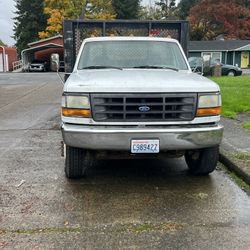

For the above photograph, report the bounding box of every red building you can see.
[0,46,18,72]
[22,35,63,71]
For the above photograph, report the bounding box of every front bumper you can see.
[29,66,44,72]
[62,123,223,151]
[236,70,242,76]
[29,68,44,72]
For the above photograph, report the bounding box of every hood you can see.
[64,69,220,93]
[222,64,241,70]
[30,63,44,66]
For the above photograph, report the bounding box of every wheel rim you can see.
[228,71,235,76]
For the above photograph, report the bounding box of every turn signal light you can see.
[196,107,221,117]
[61,107,91,118]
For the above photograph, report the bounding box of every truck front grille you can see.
[90,93,197,122]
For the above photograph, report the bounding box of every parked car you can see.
[29,60,48,72]
[188,57,242,76]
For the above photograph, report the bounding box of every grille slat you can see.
[91,93,197,122]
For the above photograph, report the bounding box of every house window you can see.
[202,52,222,64]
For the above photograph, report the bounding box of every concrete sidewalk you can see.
[220,116,250,185]
[242,69,250,75]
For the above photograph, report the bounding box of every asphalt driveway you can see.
[0,73,249,250]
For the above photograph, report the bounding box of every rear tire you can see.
[65,146,92,179]
[185,146,219,175]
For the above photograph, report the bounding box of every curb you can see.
[219,152,250,185]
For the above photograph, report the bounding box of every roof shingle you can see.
[189,40,250,51]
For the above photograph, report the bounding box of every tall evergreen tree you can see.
[13,0,47,55]
[112,0,140,19]
[177,0,199,20]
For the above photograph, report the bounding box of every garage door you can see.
[0,53,3,72]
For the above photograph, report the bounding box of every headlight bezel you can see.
[196,92,222,117]
[61,93,91,118]
[198,93,221,109]
[62,94,90,109]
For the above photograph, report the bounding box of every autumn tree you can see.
[40,0,115,39]
[13,0,47,55]
[236,0,250,8]
[112,0,140,19]
[39,0,86,39]
[189,0,250,40]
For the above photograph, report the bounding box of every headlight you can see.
[61,95,91,118]
[198,94,221,108]
[197,93,222,117]
[65,96,90,109]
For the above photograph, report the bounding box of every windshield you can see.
[78,41,189,70]
[31,60,45,64]
[188,57,202,67]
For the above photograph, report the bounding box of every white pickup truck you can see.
[61,37,223,178]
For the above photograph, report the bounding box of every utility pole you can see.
[149,0,152,17]
[79,0,90,19]
[165,0,169,19]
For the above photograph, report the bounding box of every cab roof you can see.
[83,36,178,43]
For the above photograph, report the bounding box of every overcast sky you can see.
[0,0,180,46]
[0,0,16,45]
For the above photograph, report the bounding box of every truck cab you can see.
[61,37,223,178]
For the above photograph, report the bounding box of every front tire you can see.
[227,70,235,76]
[65,146,92,179]
[185,146,219,175]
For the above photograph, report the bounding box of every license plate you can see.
[131,139,159,154]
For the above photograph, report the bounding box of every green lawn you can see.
[242,121,250,131]
[210,75,250,119]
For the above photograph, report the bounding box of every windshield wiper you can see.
[80,65,123,70]
[133,65,179,71]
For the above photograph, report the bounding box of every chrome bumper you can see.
[61,123,223,151]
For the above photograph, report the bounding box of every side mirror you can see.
[51,53,60,72]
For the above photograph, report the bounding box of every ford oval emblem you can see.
[138,106,150,112]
